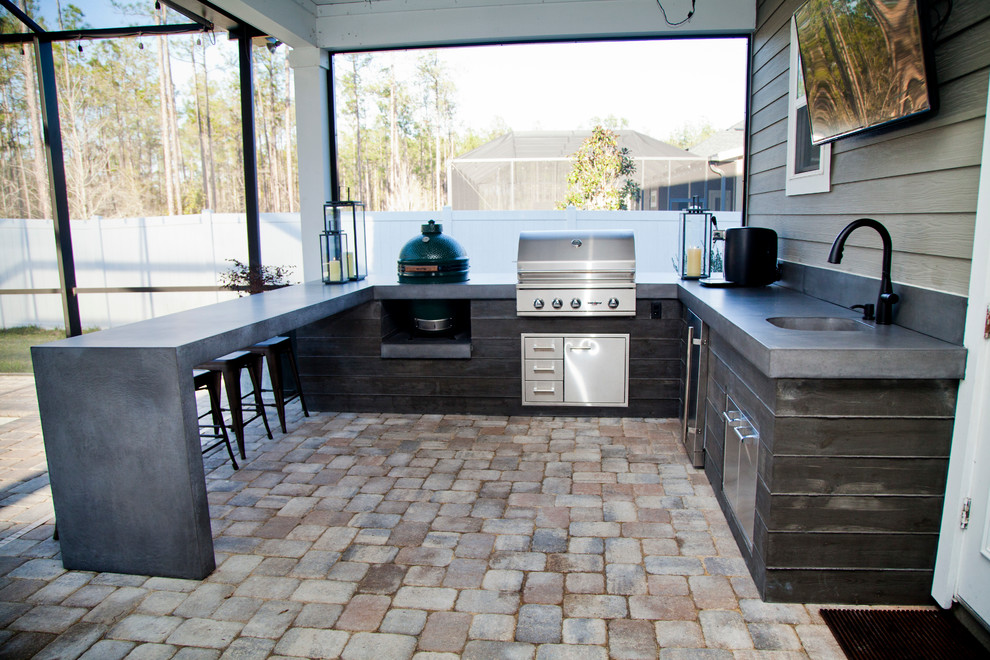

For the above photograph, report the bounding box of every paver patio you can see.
[0,373,853,658]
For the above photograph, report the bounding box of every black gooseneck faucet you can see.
[827,218,899,325]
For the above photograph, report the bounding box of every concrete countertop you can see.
[678,280,967,380]
[33,273,966,380]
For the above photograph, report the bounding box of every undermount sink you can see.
[766,316,871,331]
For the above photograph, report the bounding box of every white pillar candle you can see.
[346,252,356,279]
[686,247,703,277]
[327,260,342,282]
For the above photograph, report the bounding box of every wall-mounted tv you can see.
[794,0,938,145]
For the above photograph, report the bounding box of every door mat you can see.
[820,608,990,660]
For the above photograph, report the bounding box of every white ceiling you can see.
[213,0,755,52]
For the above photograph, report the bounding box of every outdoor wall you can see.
[0,209,740,329]
[747,0,989,297]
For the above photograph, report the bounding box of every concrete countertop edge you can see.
[31,275,966,380]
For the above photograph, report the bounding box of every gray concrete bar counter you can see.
[31,275,966,579]
[32,280,374,579]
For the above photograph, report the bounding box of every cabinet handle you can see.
[532,344,557,351]
[532,386,557,394]
[567,345,593,351]
[723,411,745,424]
[732,425,758,443]
[682,325,695,443]
[531,366,557,373]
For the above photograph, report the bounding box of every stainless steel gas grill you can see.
[516,229,636,316]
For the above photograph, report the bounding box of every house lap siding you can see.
[748,0,990,297]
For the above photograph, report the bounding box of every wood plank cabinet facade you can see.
[702,324,957,603]
[295,298,682,418]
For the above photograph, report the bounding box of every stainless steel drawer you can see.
[521,333,628,407]
[523,336,563,359]
[525,359,563,381]
[524,380,564,403]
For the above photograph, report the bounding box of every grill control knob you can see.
[608,297,620,309]
[533,298,545,309]
[552,298,563,309]
[570,298,581,309]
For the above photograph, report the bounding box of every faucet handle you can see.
[851,303,875,321]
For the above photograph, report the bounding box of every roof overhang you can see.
[210,0,755,52]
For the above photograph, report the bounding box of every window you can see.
[786,17,831,195]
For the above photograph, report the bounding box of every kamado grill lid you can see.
[397,220,469,283]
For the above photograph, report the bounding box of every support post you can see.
[328,58,340,203]
[238,27,262,287]
[36,38,82,337]
[289,47,333,283]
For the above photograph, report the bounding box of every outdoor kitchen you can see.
[3,0,990,658]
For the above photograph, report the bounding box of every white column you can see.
[289,46,332,284]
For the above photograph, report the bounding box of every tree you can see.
[557,126,640,210]
[589,114,629,130]
[339,53,371,202]
[665,119,717,150]
[417,51,455,209]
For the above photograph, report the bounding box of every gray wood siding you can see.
[747,0,990,296]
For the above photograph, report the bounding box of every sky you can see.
[348,37,748,142]
[441,39,749,138]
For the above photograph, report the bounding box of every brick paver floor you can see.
[0,373,848,658]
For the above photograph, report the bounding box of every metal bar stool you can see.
[245,336,309,433]
[193,369,239,469]
[195,350,273,459]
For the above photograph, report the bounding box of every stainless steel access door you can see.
[723,396,759,548]
[563,335,629,405]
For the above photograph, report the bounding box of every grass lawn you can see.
[0,326,69,373]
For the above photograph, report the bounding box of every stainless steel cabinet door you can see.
[723,395,759,549]
[563,336,628,404]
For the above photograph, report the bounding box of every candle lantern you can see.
[320,230,349,284]
[323,200,367,280]
[676,201,715,280]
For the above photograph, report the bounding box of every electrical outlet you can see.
[650,302,663,319]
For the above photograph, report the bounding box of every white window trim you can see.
[786,16,831,196]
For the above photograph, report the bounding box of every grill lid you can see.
[517,229,635,282]
[398,220,469,283]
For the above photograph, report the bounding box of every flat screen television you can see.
[794,0,938,145]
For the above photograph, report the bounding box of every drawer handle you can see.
[723,411,745,424]
[732,425,758,442]
[532,386,557,394]
[532,345,557,351]
[532,366,557,373]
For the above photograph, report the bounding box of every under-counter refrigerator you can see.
[681,309,708,468]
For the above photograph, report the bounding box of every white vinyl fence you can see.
[0,208,741,329]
